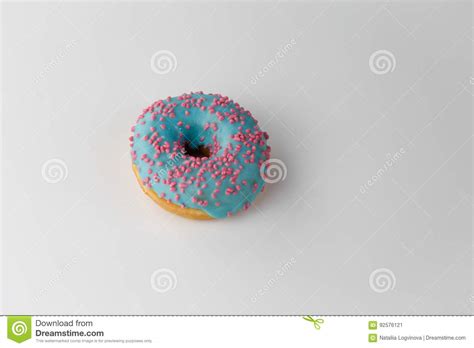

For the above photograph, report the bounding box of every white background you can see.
[1,1,472,314]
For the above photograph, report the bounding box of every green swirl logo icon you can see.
[7,316,32,343]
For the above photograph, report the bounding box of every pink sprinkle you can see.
[160,124,166,129]
[253,183,258,193]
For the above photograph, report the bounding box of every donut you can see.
[129,92,271,219]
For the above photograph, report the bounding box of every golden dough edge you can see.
[132,163,213,220]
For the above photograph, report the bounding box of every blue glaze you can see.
[130,92,271,218]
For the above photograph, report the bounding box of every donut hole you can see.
[184,141,211,158]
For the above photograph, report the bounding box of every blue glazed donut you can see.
[130,92,271,219]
